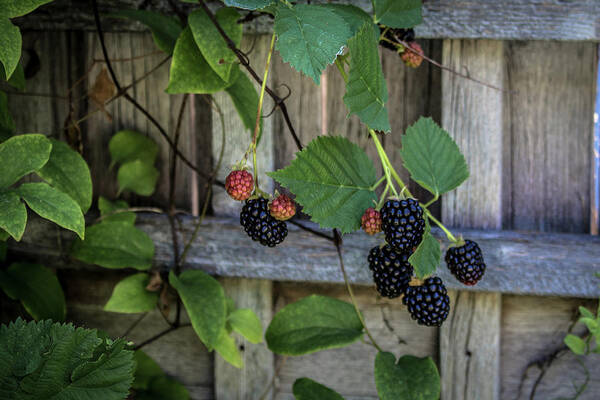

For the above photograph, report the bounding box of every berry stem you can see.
[426,212,459,243]
[376,184,390,209]
[370,176,386,191]
[251,32,277,191]
[424,194,439,208]
[369,129,399,197]
[334,57,348,83]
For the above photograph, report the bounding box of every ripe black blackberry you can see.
[368,245,413,299]
[240,197,287,247]
[445,240,486,285]
[402,277,450,327]
[380,198,426,254]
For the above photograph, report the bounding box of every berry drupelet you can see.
[445,239,486,285]
[240,197,288,247]
[368,244,413,299]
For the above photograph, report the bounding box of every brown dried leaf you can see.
[146,271,163,292]
[88,68,116,121]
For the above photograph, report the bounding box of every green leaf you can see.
[213,328,243,368]
[132,350,163,390]
[0,62,25,91]
[343,22,390,132]
[0,318,134,399]
[0,134,52,189]
[225,71,262,141]
[0,190,26,241]
[321,4,373,37]
[409,223,440,279]
[169,270,226,349]
[228,308,263,344]
[293,378,345,400]
[579,306,594,319]
[17,182,85,239]
[37,139,92,213]
[0,18,21,79]
[104,273,158,313]
[223,0,273,9]
[373,0,423,28]
[265,295,363,355]
[400,117,469,196]
[274,4,352,84]
[269,136,377,233]
[98,196,136,225]
[167,26,234,94]
[0,0,54,18]
[189,7,242,83]
[0,262,66,321]
[138,375,190,400]
[375,352,440,400]
[70,222,154,270]
[0,229,9,241]
[106,10,182,54]
[0,90,15,141]
[564,334,586,355]
[117,159,159,196]
[109,130,158,167]
[580,317,598,333]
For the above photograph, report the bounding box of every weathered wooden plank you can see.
[439,39,505,400]
[9,215,600,298]
[18,0,600,41]
[501,295,600,400]
[505,41,596,233]
[272,283,438,399]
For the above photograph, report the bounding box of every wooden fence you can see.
[2,1,600,399]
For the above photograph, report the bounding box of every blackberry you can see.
[368,245,413,299]
[402,277,450,327]
[380,199,425,254]
[240,197,287,247]
[445,240,486,285]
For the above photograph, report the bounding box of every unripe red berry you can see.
[225,170,254,201]
[269,194,296,221]
[361,207,382,235]
[401,42,424,68]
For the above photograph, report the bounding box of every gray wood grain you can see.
[17,0,600,41]
[10,215,600,298]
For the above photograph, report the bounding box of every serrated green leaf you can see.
[98,196,136,225]
[373,0,422,28]
[564,334,586,355]
[70,222,154,270]
[274,4,352,84]
[37,139,92,213]
[109,130,158,167]
[223,0,273,9]
[293,377,345,400]
[213,328,243,368]
[343,22,390,132]
[0,134,52,189]
[225,71,262,141]
[228,308,262,344]
[17,182,85,239]
[400,117,469,196]
[190,7,242,83]
[0,318,134,399]
[169,270,226,349]
[269,136,377,233]
[0,263,66,321]
[0,62,25,90]
[0,90,15,141]
[321,4,373,37]
[167,26,235,94]
[265,295,363,355]
[375,352,440,400]
[0,0,54,18]
[0,18,21,79]
[106,10,182,54]
[104,273,158,314]
[117,160,159,197]
[409,224,440,279]
[0,190,26,240]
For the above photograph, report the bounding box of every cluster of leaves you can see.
[565,277,600,357]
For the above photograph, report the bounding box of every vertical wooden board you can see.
[506,41,596,233]
[440,291,501,400]
[212,34,275,217]
[501,295,600,400]
[441,40,505,229]
[272,283,438,399]
[215,278,274,400]
[440,39,505,400]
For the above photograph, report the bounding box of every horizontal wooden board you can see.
[9,215,600,298]
[17,0,600,41]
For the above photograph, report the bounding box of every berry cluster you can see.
[226,170,296,247]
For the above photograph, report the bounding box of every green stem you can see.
[369,129,398,197]
[335,57,348,83]
[377,184,390,209]
[426,212,459,243]
[424,194,439,208]
[371,176,386,191]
